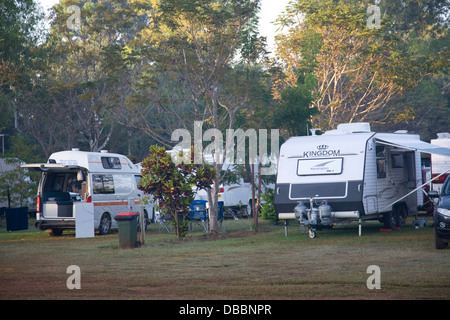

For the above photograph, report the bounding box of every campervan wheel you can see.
[98,213,111,235]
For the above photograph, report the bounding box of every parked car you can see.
[430,175,450,249]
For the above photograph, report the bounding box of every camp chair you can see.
[157,212,174,233]
[188,200,209,232]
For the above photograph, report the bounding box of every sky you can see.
[36,0,291,53]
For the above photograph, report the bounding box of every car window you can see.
[444,179,450,196]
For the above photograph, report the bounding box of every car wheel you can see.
[435,227,448,249]
[49,228,64,236]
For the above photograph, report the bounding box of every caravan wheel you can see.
[383,211,396,230]
[395,205,407,228]
[308,229,316,239]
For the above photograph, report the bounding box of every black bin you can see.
[6,207,29,232]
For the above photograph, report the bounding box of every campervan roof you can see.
[48,150,139,173]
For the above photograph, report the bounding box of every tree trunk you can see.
[251,163,258,231]
[207,178,219,234]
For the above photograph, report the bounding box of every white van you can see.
[22,149,155,236]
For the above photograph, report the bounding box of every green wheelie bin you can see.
[115,212,139,249]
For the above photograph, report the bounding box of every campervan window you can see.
[135,175,142,188]
[44,172,80,193]
[93,174,115,194]
[92,174,135,194]
[101,157,121,169]
[113,174,135,194]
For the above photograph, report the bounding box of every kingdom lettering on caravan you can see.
[171,121,279,175]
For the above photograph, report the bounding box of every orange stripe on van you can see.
[93,201,128,207]
[92,201,142,207]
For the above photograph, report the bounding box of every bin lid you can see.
[115,212,139,221]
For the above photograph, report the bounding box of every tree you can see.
[0,0,46,143]
[0,134,44,209]
[138,145,215,239]
[130,0,266,233]
[274,0,445,130]
[271,72,319,138]
[27,0,153,152]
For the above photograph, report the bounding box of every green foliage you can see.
[260,188,277,222]
[0,134,43,208]
[138,145,215,239]
[273,73,319,137]
[275,0,448,131]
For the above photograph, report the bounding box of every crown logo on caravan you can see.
[317,145,329,150]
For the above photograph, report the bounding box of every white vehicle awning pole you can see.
[381,168,450,212]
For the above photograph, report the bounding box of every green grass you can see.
[0,216,449,300]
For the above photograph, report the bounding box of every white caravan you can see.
[274,123,450,238]
[22,149,155,236]
[193,178,256,217]
[431,133,450,191]
[169,148,274,217]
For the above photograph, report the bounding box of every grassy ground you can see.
[0,216,449,300]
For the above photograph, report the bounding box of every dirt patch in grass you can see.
[187,227,272,242]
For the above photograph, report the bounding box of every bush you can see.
[260,188,278,222]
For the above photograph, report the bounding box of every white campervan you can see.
[22,149,155,236]
[275,123,450,238]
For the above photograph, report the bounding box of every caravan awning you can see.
[376,137,450,157]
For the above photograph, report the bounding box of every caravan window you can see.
[391,154,404,168]
[376,146,386,178]
[297,158,343,176]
